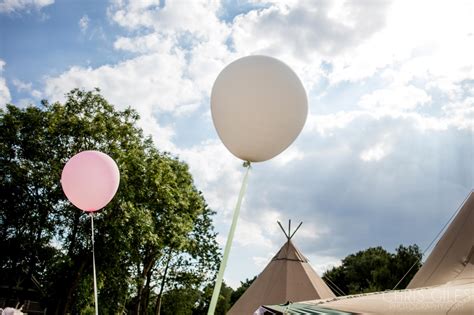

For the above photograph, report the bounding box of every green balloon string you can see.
[207,162,251,315]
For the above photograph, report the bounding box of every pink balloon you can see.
[61,150,120,212]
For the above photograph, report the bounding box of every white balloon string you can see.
[207,162,251,315]
[90,213,99,315]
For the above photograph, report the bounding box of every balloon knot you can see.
[243,161,251,168]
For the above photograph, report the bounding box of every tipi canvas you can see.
[228,222,335,314]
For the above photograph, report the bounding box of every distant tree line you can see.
[0,89,223,314]
[323,245,422,295]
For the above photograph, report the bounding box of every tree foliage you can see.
[323,245,422,295]
[0,89,220,314]
[230,276,256,306]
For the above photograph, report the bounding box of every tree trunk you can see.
[155,248,173,315]
[67,210,82,255]
[143,268,154,314]
[135,257,156,315]
[22,202,49,306]
[59,258,86,314]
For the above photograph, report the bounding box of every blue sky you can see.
[1,0,473,289]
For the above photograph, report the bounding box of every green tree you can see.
[152,199,221,314]
[0,89,220,314]
[323,245,422,295]
[192,282,233,315]
[230,276,256,307]
[159,287,201,315]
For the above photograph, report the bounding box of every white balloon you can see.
[211,55,308,162]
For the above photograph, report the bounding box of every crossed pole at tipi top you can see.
[277,219,303,241]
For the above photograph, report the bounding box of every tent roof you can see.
[261,282,474,314]
[272,239,308,262]
[228,239,335,315]
[408,190,474,288]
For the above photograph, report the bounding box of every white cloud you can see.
[12,78,32,92]
[296,221,329,241]
[0,80,12,107]
[12,79,42,99]
[358,85,431,112]
[230,1,390,59]
[252,254,273,270]
[306,254,341,276]
[441,98,474,131]
[249,113,472,262]
[234,218,274,248]
[270,146,305,166]
[306,103,472,139]
[233,207,288,249]
[360,142,391,162]
[306,111,365,136]
[79,15,89,33]
[0,60,11,107]
[43,52,205,149]
[136,114,176,153]
[329,1,474,89]
[109,0,234,98]
[176,140,241,214]
[114,33,175,54]
[0,0,54,13]
[15,98,37,108]
[108,0,226,40]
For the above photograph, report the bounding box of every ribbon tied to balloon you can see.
[61,150,120,315]
[208,55,308,314]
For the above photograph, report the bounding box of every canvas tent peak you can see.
[277,219,302,241]
[227,220,335,315]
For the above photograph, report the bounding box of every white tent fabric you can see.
[228,240,335,315]
[264,282,473,314]
[408,191,474,288]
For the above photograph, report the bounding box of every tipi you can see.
[259,190,474,314]
[228,221,335,315]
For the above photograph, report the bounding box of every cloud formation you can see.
[0,60,11,107]
[231,0,390,58]
[30,0,474,287]
[0,0,53,13]
[78,14,89,33]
